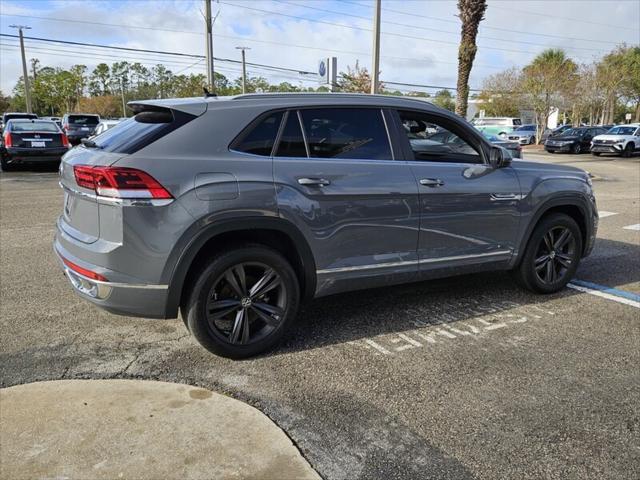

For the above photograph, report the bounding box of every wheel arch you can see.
[514,195,593,267]
[163,217,317,319]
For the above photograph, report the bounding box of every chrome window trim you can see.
[380,108,395,161]
[316,250,512,275]
[296,110,311,158]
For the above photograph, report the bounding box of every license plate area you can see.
[31,141,46,147]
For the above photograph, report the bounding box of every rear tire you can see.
[623,143,634,158]
[182,245,300,359]
[513,213,582,294]
[0,156,15,172]
[592,152,601,157]
[572,143,582,154]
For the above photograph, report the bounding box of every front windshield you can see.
[607,126,636,135]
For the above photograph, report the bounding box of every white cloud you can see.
[1,0,638,95]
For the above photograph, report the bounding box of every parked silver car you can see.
[508,124,538,145]
[54,93,597,358]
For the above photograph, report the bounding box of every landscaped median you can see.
[0,380,320,480]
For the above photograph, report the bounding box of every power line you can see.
[0,33,319,76]
[273,0,613,54]
[0,41,320,85]
[0,12,504,70]
[217,1,604,60]
[341,0,637,44]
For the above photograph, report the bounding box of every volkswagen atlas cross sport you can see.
[54,93,598,358]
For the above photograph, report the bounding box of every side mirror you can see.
[489,146,511,168]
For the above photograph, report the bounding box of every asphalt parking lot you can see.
[1,151,639,479]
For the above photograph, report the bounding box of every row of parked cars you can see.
[472,117,640,157]
[0,112,121,171]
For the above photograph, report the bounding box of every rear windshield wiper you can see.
[81,138,102,149]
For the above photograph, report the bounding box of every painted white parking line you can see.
[567,283,640,309]
[598,211,618,218]
[623,224,640,231]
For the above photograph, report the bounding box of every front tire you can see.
[623,143,634,158]
[183,245,300,359]
[514,213,582,294]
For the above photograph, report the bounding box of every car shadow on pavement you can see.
[0,162,61,174]
[275,238,639,356]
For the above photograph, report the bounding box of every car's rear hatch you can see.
[65,115,100,137]
[59,148,125,243]
[59,99,206,244]
[10,130,64,149]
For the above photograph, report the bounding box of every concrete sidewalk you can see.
[0,380,320,480]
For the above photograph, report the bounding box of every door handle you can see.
[298,177,331,187]
[420,178,445,187]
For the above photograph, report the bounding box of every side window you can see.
[299,108,392,160]
[275,111,307,157]
[232,111,284,156]
[397,110,482,164]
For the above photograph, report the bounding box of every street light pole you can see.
[10,24,33,112]
[370,0,381,94]
[236,47,250,94]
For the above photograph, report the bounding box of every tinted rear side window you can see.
[68,115,99,125]
[91,109,195,154]
[275,112,307,157]
[299,108,391,160]
[232,111,284,156]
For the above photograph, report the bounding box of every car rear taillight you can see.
[61,133,70,148]
[3,132,12,147]
[61,256,108,282]
[73,165,173,199]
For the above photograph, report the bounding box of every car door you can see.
[392,109,521,271]
[273,107,420,294]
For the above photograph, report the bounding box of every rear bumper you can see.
[544,145,572,153]
[3,147,68,163]
[54,230,170,319]
[67,133,92,144]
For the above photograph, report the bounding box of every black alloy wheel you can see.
[533,226,576,286]
[205,262,287,346]
[572,143,582,154]
[513,213,582,293]
[183,245,300,358]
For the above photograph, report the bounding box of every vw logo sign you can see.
[318,60,326,77]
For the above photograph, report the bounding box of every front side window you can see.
[398,110,482,163]
[232,111,284,156]
[299,108,392,160]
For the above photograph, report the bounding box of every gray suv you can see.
[54,93,598,358]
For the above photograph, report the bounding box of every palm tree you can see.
[455,0,487,118]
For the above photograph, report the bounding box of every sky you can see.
[0,0,639,95]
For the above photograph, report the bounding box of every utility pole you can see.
[204,0,214,91]
[370,0,381,94]
[236,47,250,94]
[10,24,32,113]
[120,78,126,118]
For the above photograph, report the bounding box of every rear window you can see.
[90,109,195,154]
[4,114,37,122]
[10,121,59,133]
[67,115,100,125]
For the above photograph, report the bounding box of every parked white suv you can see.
[591,124,640,157]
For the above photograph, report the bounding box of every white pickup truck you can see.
[591,124,640,157]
